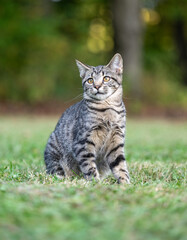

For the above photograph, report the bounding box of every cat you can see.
[44,53,130,184]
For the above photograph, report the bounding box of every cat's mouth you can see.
[95,90,105,95]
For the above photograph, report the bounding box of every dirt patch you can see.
[0,100,187,120]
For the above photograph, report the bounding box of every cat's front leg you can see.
[106,134,130,184]
[109,154,130,184]
[74,129,100,180]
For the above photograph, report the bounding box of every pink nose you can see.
[95,85,101,90]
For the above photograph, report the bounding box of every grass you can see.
[0,116,186,240]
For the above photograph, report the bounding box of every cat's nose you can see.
[95,85,101,90]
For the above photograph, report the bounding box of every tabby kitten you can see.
[44,53,130,184]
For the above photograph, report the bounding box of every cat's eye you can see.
[103,76,110,82]
[87,78,94,84]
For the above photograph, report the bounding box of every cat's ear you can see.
[76,60,91,78]
[106,53,123,74]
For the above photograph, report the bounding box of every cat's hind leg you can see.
[44,133,65,177]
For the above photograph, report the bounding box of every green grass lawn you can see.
[0,116,186,240]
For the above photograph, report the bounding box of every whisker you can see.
[123,96,135,100]
[65,93,83,103]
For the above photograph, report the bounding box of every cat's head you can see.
[76,53,123,101]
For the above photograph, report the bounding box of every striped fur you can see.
[44,53,130,184]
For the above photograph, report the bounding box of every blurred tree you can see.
[112,0,143,97]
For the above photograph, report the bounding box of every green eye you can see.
[87,78,94,84]
[103,76,110,82]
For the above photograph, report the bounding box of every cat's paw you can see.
[84,172,100,182]
[117,176,131,184]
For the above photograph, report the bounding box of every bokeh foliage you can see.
[142,0,187,108]
[0,0,111,103]
[0,0,187,107]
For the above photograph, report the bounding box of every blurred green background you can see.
[0,0,187,114]
[0,2,186,239]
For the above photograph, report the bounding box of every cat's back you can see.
[55,100,84,130]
